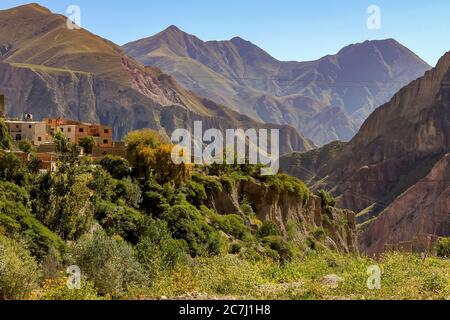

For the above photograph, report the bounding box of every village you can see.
[0,95,126,172]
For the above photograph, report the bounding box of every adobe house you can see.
[5,114,51,146]
[44,118,113,148]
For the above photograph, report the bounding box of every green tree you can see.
[18,139,34,154]
[54,131,80,165]
[79,136,95,155]
[99,155,131,180]
[135,217,187,278]
[0,118,12,150]
[71,231,147,297]
[162,203,221,257]
[0,151,29,186]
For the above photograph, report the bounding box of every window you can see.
[38,137,42,142]
[104,129,109,134]
[60,128,64,132]
[79,128,84,133]
[103,139,109,145]
[29,125,32,129]
[68,128,72,133]
[15,134,21,141]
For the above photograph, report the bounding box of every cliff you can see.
[207,179,358,254]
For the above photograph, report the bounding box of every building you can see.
[5,116,51,146]
[44,118,113,148]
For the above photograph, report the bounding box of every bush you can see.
[436,237,450,258]
[0,190,64,259]
[0,119,12,150]
[18,140,34,154]
[40,275,100,300]
[95,200,144,244]
[211,214,253,241]
[0,236,41,299]
[71,231,148,297]
[258,221,281,238]
[113,177,142,208]
[135,217,187,278]
[99,155,131,180]
[0,151,29,186]
[162,204,221,257]
[79,137,95,155]
[318,189,336,208]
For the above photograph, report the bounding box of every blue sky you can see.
[0,0,448,66]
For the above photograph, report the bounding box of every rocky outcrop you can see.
[359,154,450,256]
[281,51,450,255]
[207,180,358,253]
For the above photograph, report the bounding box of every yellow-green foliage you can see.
[38,275,101,301]
[140,251,450,300]
[0,235,41,300]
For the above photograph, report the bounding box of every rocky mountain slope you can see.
[124,26,431,145]
[207,179,357,253]
[281,51,450,255]
[0,4,313,154]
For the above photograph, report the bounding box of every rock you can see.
[321,274,344,289]
[207,180,358,254]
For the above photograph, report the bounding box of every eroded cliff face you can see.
[206,180,358,254]
[359,154,450,256]
[281,51,450,255]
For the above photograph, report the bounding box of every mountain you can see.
[0,4,313,155]
[281,51,450,255]
[123,26,431,145]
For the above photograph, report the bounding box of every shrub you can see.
[0,151,29,186]
[258,221,281,238]
[18,139,34,154]
[162,204,221,257]
[99,155,131,180]
[211,214,253,241]
[0,119,12,150]
[71,231,148,297]
[436,237,450,258]
[95,200,144,244]
[135,217,188,278]
[240,196,255,217]
[0,236,41,299]
[318,189,336,208]
[0,193,64,259]
[40,275,100,300]
[113,177,142,208]
[79,136,95,155]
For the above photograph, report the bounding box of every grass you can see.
[128,251,450,300]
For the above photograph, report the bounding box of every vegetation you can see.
[436,237,450,258]
[0,124,448,300]
[79,137,95,155]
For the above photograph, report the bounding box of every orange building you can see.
[44,118,113,148]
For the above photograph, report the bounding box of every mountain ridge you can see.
[281,50,450,255]
[0,3,313,154]
[124,26,431,145]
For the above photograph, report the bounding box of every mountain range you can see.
[1,3,448,256]
[123,26,431,145]
[0,3,313,155]
[281,51,450,255]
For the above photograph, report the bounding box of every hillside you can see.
[0,4,313,154]
[281,51,450,255]
[124,26,431,145]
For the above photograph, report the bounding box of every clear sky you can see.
[0,0,448,66]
